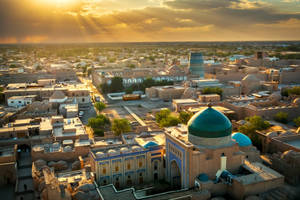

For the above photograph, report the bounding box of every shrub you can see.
[274,112,288,124]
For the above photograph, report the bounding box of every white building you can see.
[7,95,37,108]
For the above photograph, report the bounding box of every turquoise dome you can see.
[143,141,158,148]
[188,107,232,138]
[232,132,252,147]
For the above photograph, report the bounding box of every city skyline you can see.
[0,0,300,44]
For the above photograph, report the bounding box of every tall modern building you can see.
[189,52,204,78]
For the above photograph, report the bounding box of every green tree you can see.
[87,114,110,129]
[274,112,288,124]
[179,111,193,124]
[201,87,223,96]
[110,77,124,92]
[95,102,106,112]
[159,116,180,127]
[245,115,270,130]
[93,128,104,137]
[293,117,300,127]
[155,109,171,123]
[111,119,131,136]
[100,83,110,94]
[127,64,135,69]
[281,86,300,97]
[238,115,270,149]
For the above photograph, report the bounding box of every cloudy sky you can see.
[0,0,299,43]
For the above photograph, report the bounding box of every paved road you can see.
[16,152,35,200]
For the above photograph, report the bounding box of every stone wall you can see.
[31,146,90,162]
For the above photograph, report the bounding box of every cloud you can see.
[0,0,299,43]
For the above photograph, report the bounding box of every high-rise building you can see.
[189,52,204,78]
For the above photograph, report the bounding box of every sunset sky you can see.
[0,0,300,43]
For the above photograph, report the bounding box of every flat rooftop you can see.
[188,106,235,114]
[236,161,283,185]
[172,99,198,104]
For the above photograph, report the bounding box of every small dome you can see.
[232,132,252,147]
[120,147,129,153]
[143,141,158,148]
[188,107,232,138]
[108,149,118,156]
[63,146,72,152]
[197,173,209,182]
[132,146,142,151]
[96,152,105,158]
[269,92,281,101]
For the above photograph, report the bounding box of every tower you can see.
[189,52,204,78]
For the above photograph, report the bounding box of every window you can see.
[18,101,22,104]
[82,98,85,102]
[139,161,143,168]
[127,163,131,170]
[102,168,106,174]
[115,166,119,172]
[103,180,107,185]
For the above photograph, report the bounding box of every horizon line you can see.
[0,40,300,46]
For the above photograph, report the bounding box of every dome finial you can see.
[207,102,212,108]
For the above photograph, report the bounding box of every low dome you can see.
[269,92,281,101]
[232,132,252,147]
[188,107,232,138]
[132,146,142,151]
[143,141,158,148]
[63,146,72,152]
[96,152,105,158]
[108,149,118,156]
[120,147,129,153]
[197,173,209,182]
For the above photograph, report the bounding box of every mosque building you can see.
[95,106,284,199]
[164,105,283,199]
[165,104,245,188]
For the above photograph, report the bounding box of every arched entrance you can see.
[170,160,181,189]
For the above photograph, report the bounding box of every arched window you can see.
[102,168,106,174]
[139,161,143,168]
[115,166,119,172]
[127,163,131,170]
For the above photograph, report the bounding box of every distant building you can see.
[7,95,37,108]
[146,85,185,101]
[189,52,204,78]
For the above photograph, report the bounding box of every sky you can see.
[0,0,300,43]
